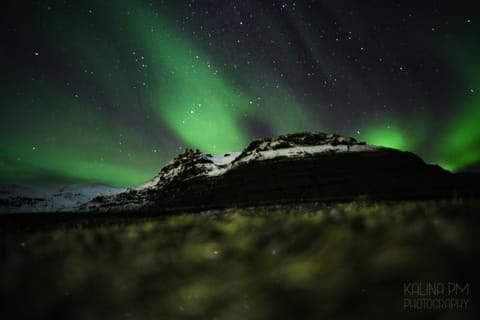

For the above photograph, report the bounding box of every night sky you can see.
[1,0,479,187]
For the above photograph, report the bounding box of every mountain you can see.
[0,183,124,213]
[1,132,478,214]
[78,132,479,213]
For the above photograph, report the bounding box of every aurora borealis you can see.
[1,0,479,186]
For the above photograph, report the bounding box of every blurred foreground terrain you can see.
[1,199,478,319]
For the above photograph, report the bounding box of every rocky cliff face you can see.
[79,132,479,213]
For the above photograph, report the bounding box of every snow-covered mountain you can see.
[0,183,125,213]
[1,132,479,214]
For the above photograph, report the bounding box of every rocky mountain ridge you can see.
[81,132,478,213]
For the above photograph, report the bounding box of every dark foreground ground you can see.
[1,199,479,319]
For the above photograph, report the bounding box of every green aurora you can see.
[433,35,480,171]
[1,0,479,186]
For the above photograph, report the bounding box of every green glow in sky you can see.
[434,38,480,171]
[0,84,158,186]
[359,113,429,154]
[1,0,479,187]
[440,96,480,171]
[131,2,319,153]
[363,126,408,151]
[0,0,323,186]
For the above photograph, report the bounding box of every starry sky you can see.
[1,0,479,187]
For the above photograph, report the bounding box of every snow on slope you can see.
[238,144,381,163]
[0,184,125,213]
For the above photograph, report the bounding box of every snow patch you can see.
[244,144,382,162]
[205,152,242,166]
[0,184,125,213]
